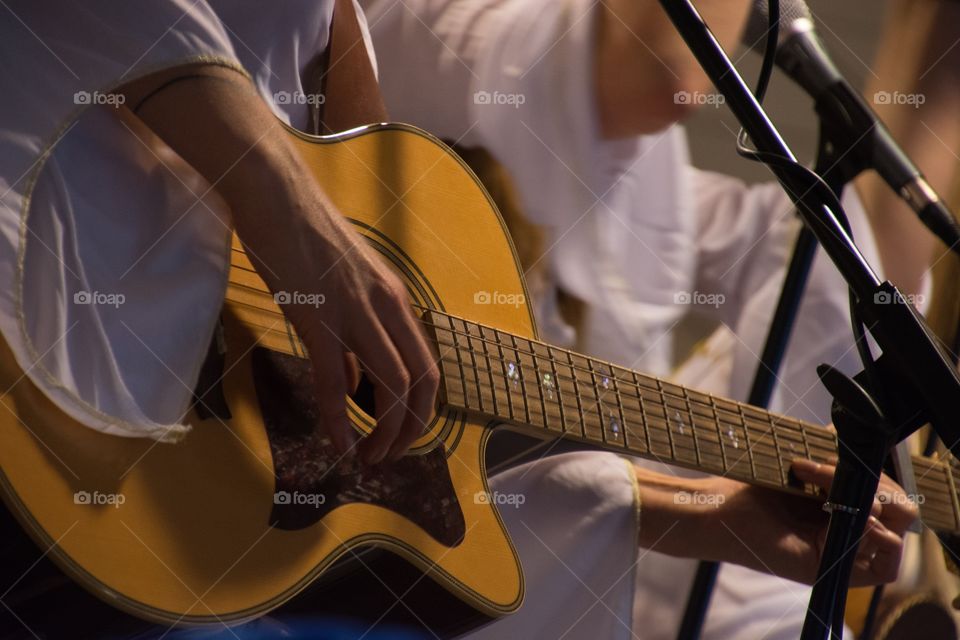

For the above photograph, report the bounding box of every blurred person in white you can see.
[0,0,914,638]
[361,0,920,637]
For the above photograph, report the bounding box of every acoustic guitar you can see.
[2,122,960,634]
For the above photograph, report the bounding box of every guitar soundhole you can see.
[250,347,466,547]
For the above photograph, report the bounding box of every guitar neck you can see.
[425,309,960,534]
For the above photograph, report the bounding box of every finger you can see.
[875,476,920,535]
[344,352,361,394]
[377,298,439,461]
[791,459,835,492]
[349,317,411,465]
[855,540,879,567]
[850,516,904,585]
[305,335,358,458]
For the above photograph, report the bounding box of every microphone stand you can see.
[657,2,960,639]
[678,64,900,638]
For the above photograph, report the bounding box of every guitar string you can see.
[223,291,820,485]
[223,275,837,451]
[223,295,958,520]
[221,269,958,519]
[223,281,921,492]
[226,294,833,473]
[221,280,928,479]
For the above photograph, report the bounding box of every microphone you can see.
[744,0,960,252]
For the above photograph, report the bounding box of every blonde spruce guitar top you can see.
[1,122,960,629]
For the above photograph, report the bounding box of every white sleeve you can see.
[471,452,640,640]
[688,167,801,326]
[0,1,344,442]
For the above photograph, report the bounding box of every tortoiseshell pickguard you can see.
[250,347,466,547]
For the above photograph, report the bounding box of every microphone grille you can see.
[743,0,813,51]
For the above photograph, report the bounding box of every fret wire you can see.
[608,365,630,448]
[508,333,533,426]
[523,338,549,429]
[914,458,952,489]
[687,415,726,470]
[914,476,952,500]
[474,324,500,418]
[709,394,730,475]
[530,338,553,429]
[463,323,492,414]
[438,323,470,404]
[456,318,487,413]
[570,354,601,443]
[940,457,960,531]
[560,349,588,440]
[586,358,609,446]
[745,428,784,483]
[547,346,575,435]
[658,383,702,467]
[654,378,682,463]
[774,427,835,464]
[677,385,703,468]
[541,348,567,434]
[718,402,755,478]
[630,369,656,457]
[797,430,838,451]
[767,418,788,484]
[446,319,472,409]
[487,327,515,421]
[735,403,760,482]
[598,362,621,446]
[499,329,526,421]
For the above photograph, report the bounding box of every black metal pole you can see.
[657,1,960,638]
[677,225,819,640]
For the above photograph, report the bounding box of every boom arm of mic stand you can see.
[656,0,960,448]
[658,2,960,639]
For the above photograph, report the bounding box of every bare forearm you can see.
[633,465,718,556]
[120,65,358,291]
[122,65,338,241]
[595,0,751,138]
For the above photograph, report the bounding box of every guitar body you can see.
[0,124,533,628]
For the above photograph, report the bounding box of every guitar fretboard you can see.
[423,309,960,533]
[219,244,960,535]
